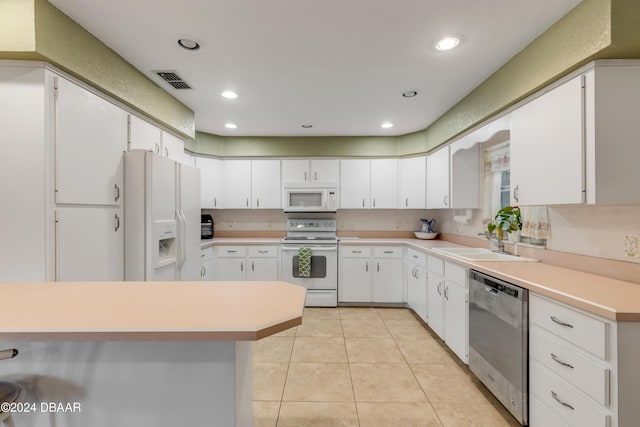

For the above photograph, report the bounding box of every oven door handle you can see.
[282,246,337,251]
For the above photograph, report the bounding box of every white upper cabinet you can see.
[55,76,127,206]
[340,159,371,208]
[511,63,640,206]
[223,160,252,208]
[162,131,192,165]
[426,146,451,209]
[196,157,224,209]
[282,159,339,183]
[128,115,161,153]
[398,156,426,209]
[251,160,281,208]
[370,159,398,209]
[511,75,584,206]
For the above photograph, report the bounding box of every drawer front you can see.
[200,247,214,262]
[341,246,371,258]
[530,294,608,359]
[444,261,467,288]
[531,327,609,406]
[427,255,444,275]
[247,245,279,258]
[407,248,427,268]
[531,395,570,427]
[373,246,403,258]
[530,361,610,427]
[216,245,247,258]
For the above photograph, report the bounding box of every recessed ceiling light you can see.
[225,123,237,129]
[381,122,394,129]
[301,124,313,128]
[402,90,418,98]
[177,38,200,51]
[435,36,460,51]
[221,91,238,99]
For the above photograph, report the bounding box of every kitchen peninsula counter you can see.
[0,280,304,427]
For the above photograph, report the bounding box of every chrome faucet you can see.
[478,231,505,253]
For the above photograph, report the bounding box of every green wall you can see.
[0,0,36,53]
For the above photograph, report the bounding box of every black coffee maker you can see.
[201,214,214,239]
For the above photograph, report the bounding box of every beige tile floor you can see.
[253,307,521,427]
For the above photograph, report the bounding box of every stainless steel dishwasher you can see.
[469,270,528,425]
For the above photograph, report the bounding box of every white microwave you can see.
[283,184,338,212]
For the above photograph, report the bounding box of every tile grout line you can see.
[274,316,298,426]
[340,307,362,427]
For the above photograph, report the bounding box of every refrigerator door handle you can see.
[177,210,187,270]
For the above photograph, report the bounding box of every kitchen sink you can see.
[432,247,539,262]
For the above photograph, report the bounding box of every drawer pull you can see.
[550,353,574,369]
[227,250,238,253]
[258,250,268,254]
[412,255,418,259]
[383,251,394,254]
[551,391,574,411]
[550,316,574,328]
[352,250,362,254]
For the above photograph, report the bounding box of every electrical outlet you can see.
[624,234,639,258]
[395,220,401,230]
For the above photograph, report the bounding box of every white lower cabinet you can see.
[215,245,279,281]
[406,248,428,322]
[427,255,469,364]
[200,247,214,280]
[339,245,404,303]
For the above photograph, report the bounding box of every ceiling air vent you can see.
[153,70,192,90]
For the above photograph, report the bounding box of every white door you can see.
[196,157,224,208]
[150,154,176,222]
[56,207,123,281]
[177,163,202,281]
[373,258,403,303]
[223,160,252,208]
[371,159,398,209]
[340,258,371,302]
[340,159,370,208]
[510,75,584,205]
[445,282,469,363]
[252,160,281,208]
[426,146,450,209]
[310,159,339,182]
[398,157,426,209]
[247,258,279,281]
[427,271,445,339]
[282,159,309,183]
[129,115,161,153]
[55,76,127,206]
[217,259,246,281]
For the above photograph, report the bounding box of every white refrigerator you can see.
[124,150,201,281]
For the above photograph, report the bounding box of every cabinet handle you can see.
[114,213,120,232]
[227,250,238,253]
[444,286,449,300]
[383,250,393,254]
[0,349,18,360]
[252,261,255,271]
[155,143,160,154]
[114,184,120,202]
[365,262,368,272]
[373,198,376,208]
[258,250,268,254]
[550,316,574,328]
[256,198,260,207]
[377,262,380,272]
[551,391,574,411]
[202,266,207,277]
[246,198,249,207]
[165,147,169,157]
[352,250,362,254]
[550,353,574,369]
[201,253,205,258]
[513,185,519,203]
[443,195,448,207]
[240,261,244,272]
[362,198,365,208]
[214,197,217,207]
[412,255,418,259]
[437,282,442,295]
[314,171,317,181]
[304,171,308,181]
[405,197,408,207]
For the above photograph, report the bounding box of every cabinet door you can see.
[201,259,215,280]
[445,282,469,364]
[251,160,281,208]
[427,271,445,339]
[511,75,584,205]
[247,258,279,281]
[162,131,184,161]
[196,157,224,209]
[216,259,246,281]
[282,159,309,183]
[371,159,398,209]
[56,206,123,281]
[450,141,480,209]
[55,76,127,206]
[426,146,450,209]
[398,157,426,209]
[223,160,252,208]
[340,159,370,208]
[373,258,403,302]
[407,265,428,322]
[129,115,161,153]
[310,159,339,182]
[340,258,372,302]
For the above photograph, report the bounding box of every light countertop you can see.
[201,238,283,249]
[0,281,305,341]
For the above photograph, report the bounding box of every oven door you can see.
[281,245,337,290]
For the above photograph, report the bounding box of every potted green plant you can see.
[487,206,522,241]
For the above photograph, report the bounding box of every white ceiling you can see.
[50,0,582,137]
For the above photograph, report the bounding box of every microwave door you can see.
[289,191,323,210]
